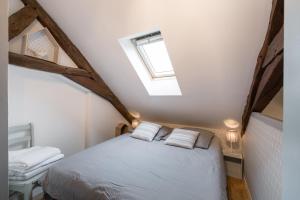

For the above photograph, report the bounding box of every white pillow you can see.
[164,128,199,149]
[131,121,161,142]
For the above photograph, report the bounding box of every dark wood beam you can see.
[263,26,283,68]
[241,0,283,134]
[21,0,103,82]
[267,0,284,44]
[253,53,283,112]
[9,5,37,40]
[9,52,134,122]
[9,52,92,78]
[19,0,133,123]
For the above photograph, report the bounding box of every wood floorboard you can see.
[227,177,251,200]
[15,177,251,200]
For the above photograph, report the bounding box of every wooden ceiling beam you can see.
[253,53,283,112]
[241,0,283,134]
[263,26,283,68]
[9,5,37,40]
[9,52,134,122]
[9,52,93,78]
[15,0,134,122]
[20,0,103,82]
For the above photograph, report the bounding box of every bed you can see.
[44,133,227,200]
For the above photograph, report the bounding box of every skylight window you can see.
[119,30,182,96]
[133,32,175,79]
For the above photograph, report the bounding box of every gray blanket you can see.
[44,134,227,200]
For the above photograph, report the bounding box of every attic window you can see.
[133,32,175,79]
[119,30,182,96]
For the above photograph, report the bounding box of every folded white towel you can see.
[9,146,61,170]
[9,161,57,181]
[9,153,64,176]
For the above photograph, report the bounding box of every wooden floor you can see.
[12,177,251,200]
[227,177,251,200]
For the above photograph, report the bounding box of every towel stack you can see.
[9,146,64,181]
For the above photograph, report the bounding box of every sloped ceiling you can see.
[33,0,271,128]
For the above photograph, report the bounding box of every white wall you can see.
[0,0,8,198]
[243,113,282,200]
[8,66,87,156]
[86,93,128,147]
[283,1,300,199]
[8,0,127,157]
[8,66,127,157]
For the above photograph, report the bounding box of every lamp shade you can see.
[130,111,141,119]
[226,130,239,143]
[224,119,240,129]
[132,119,140,128]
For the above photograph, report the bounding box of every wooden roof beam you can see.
[9,52,93,78]
[241,0,283,134]
[9,52,134,122]
[20,0,104,82]
[9,5,37,40]
[253,53,283,112]
[9,0,134,122]
[263,26,283,68]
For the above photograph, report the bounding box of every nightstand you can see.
[223,150,243,179]
[115,123,132,137]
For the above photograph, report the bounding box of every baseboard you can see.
[244,177,253,200]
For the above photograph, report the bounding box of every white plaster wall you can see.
[0,0,8,198]
[8,65,127,156]
[8,66,87,156]
[284,1,300,199]
[243,113,282,200]
[86,93,127,147]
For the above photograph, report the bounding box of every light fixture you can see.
[130,111,141,120]
[132,119,140,129]
[224,119,240,152]
[226,130,239,143]
[224,119,240,129]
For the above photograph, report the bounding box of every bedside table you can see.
[115,123,133,137]
[223,150,243,179]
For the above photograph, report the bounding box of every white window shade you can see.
[119,30,182,96]
[134,33,175,78]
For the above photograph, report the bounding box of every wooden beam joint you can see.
[8,0,134,123]
[9,52,93,78]
[241,0,283,134]
[9,5,37,40]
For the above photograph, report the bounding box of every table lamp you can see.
[224,119,240,152]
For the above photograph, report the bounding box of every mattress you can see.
[44,134,227,200]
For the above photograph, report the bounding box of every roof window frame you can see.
[132,31,175,79]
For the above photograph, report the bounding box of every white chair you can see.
[8,123,47,200]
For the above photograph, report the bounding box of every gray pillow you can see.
[161,133,170,140]
[164,128,199,149]
[154,126,173,141]
[131,121,161,142]
[182,127,215,149]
